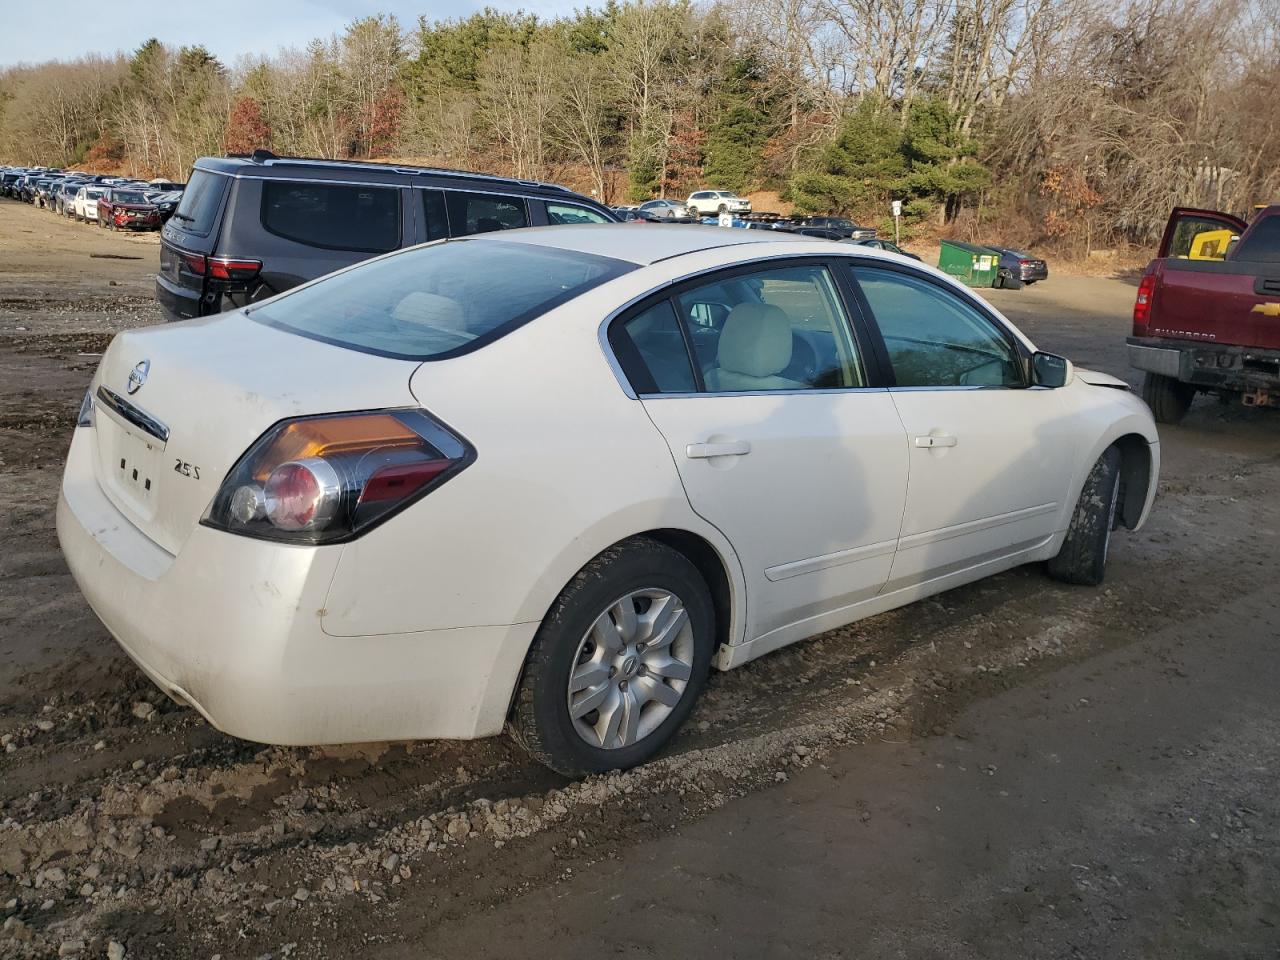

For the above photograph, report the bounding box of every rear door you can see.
[847,263,1077,590]
[612,258,909,646]
[1158,207,1248,260]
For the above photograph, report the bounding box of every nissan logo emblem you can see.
[126,359,150,395]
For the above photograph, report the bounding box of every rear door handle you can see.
[913,434,958,448]
[687,440,752,459]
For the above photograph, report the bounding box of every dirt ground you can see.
[2,199,1278,959]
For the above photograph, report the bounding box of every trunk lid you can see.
[89,311,422,556]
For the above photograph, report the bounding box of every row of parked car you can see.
[0,165,184,231]
[612,194,928,259]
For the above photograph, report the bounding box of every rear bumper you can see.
[154,274,202,320]
[57,427,535,744]
[1018,265,1048,282]
[1127,336,1280,394]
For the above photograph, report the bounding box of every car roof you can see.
[482,223,823,266]
[193,154,588,200]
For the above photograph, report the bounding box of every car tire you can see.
[510,536,716,777]
[1141,372,1194,424]
[717,203,728,214]
[1047,446,1122,586]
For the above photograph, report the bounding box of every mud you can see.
[1,199,1277,959]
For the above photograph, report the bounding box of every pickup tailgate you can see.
[1151,263,1280,350]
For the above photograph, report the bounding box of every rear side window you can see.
[251,239,633,360]
[547,202,610,225]
[610,301,697,393]
[445,191,527,236]
[262,182,400,253]
[173,169,229,237]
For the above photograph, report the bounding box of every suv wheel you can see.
[511,537,715,776]
[1141,372,1194,424]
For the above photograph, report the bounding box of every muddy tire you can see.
[1141,372,1194,424]
[510,537,715,777]
[1047,446,1122,586]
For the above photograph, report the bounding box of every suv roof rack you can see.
[221,151,574,194]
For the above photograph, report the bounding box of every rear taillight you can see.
[181,254,262,282]
[1133,273,1156,334]
[1018,259,1031,266]
[203,409,473,544]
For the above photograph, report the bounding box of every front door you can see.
[848,264,1077,590]
[611,260,909,645]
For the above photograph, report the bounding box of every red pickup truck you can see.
[1129,205,1280,422]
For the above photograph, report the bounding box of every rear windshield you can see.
[1234,216,1280,263]
[251,239,635,360]
[172,169,228,236]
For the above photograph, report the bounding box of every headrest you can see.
[717,303,793,378]
[391,291,466,332]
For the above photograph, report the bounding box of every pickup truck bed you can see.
[1129,205,1280,422]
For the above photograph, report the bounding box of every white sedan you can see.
[73,185,106,222]
[58,226,1158,775]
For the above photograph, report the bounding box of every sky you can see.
[0,0,580,69]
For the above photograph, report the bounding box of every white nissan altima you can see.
[58,225,1159,775]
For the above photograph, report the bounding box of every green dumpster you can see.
[938,241,1000,287]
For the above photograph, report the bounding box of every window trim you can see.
[845,259,1033,390]
[259,180,402,254]
[602,254,885,399]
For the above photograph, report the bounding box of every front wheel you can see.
[511,537,715,776]
[1141,372,1194,424]
[1047,446,1122,586]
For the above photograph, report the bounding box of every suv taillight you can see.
[1133,272,1157,334]
[182,254,262,282]
[203,409,473,544]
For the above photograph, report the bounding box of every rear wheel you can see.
[1141,372,1194,424]
[1047,446,1122,586]
[511,537,715,776]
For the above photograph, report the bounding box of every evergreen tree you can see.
[787,98,905,213]
[702,54,772,192]
[900,96,989,221]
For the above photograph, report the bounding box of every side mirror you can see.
[1032,351,1072,388]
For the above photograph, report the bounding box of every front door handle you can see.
[913,434,958,448]
[687,440,752,459]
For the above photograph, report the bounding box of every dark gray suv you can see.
[156,152,618,320]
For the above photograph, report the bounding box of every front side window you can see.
[546,202,610,225]
[675,264,864,392]
[252,239,632,360]
[445,191,527,236]
[853,267,1023,388]
[261,181,400,252]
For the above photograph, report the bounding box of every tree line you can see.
[1,0,1276,247]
